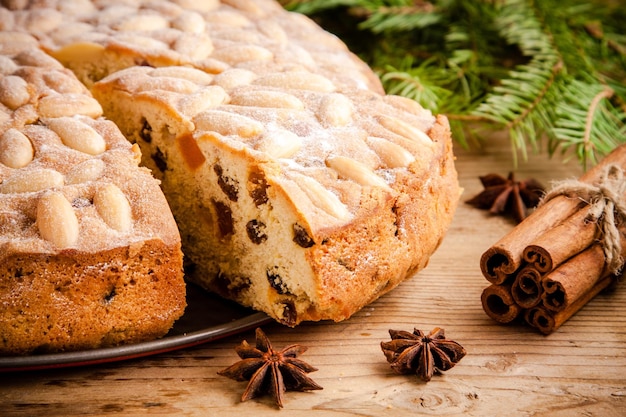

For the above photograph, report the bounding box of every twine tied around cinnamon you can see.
[539,164,626,276]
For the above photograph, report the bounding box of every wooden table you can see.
[2,134,625,416]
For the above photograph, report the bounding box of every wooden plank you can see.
[1,133,625,416]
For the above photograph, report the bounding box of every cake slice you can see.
[0,33,186,355]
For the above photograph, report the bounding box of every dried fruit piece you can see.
[214,163,239,202]
[212,199,234,238]
[246,219,267,244]
[293,223,314,248]
[248,168,269,206]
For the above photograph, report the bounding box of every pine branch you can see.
[281,0,626,169]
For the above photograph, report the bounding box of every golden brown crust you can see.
[1,242,185,355]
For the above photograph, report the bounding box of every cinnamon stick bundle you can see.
[480,144,626,334]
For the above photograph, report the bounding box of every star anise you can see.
[381,327,466,382]
[217,328,323,408]
[465,172,544,223]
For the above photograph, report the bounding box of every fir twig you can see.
[281,0,626,169]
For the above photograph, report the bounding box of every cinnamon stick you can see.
[481,283,521,323]
[479,144,626,284]
[479,197,582,284]
[510,265,544,308]
[525,276,614,334]
[542,227,626,312]
[522,208,598,274]
[541,244,607,312]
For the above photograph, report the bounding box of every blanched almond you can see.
[229,90,304,110]
[94,183,133,232]
[253,72,335,92]
[292,174,351,221]
[0,168,64,194]
[213,68,257,91]
[47,117,106,155]
[376,114,432,146]
[210,44,273,65]
[173,33,214,60]
[134,76,199,94]
[383,94,428,116]
[150,66,214,85]
[0,128,34,169]
[221,0,264,16]
[366,136,415,168]
[172,10,206,33]
[172,0,219,13]
[36,191,79,247]
[326,156,391,191]
[114,14,169,32]
[0,75,31,110]
[177,85,229,116]
[38,94,102,118]
[66,158,106,184]
[193,110,263,139]
[317,93,353,127]
[258,129,302,159]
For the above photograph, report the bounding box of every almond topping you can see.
[253,72,336,92]
[258,129,302,159]
[177,85,229,116]
[210,44,273,65]
[66,159,106,184]
[47,117,107,155]
[0,128,34,169]
[0,168,64,194]
[38,94,103,118]
[150,66,214,85]
[326,156,391,191]
[194,110,264,139]
[36,191,79,247]
[0,75,31,110]
[172,10,206,34]
[366,136,416,168]
[230,90,305,110]
[292,174,352,221]
[376,114,432,146]
[94,183,133,232]
[317,93,353,127]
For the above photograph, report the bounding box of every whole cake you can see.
[0,33,186,355]
[1,0,460,329]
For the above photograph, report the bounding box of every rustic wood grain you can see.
[1,133,625,416]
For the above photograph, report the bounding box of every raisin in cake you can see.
[0,33,185,355]
[3,0,461,327]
